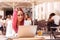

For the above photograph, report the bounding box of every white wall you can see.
[34,2,60,21]
[34,5,39,19]
[54,2,60,15]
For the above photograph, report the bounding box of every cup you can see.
[37,30,42,36]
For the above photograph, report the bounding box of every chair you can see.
[53,27,60,39]
[37,20,47,32]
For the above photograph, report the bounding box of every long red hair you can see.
[12,8,24,33]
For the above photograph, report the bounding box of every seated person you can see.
[24,13,32,25]
[47,13,58,31]
[51,13,60,26]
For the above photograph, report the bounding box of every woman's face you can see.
[17,11,24,22]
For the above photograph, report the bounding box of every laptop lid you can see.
[17,25,37,37]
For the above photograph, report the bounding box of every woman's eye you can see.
[18,15,20,16]
[18,14,23,16]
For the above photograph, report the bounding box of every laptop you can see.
[17,25,37,38]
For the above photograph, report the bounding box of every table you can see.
[13,37,45,40]
[50,27,60,32]
[50,27,60,39]
[13,36,45,40]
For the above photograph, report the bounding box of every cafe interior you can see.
[0,0,60,40]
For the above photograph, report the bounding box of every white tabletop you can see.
[13,35,52,40]
[13,38,45,40]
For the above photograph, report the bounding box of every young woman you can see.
[6,8,25,38]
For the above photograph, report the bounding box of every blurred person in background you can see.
[0,15,3,34]
[6,15,12,36]
[47,13,56,31]
[2,19,6,35]
[6,15,12,25]
[24,13,32,25]
[6,15,11,21]
[51,13,60,26]
[47,13,60,32]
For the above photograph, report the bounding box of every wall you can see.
[34,2,60,21]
